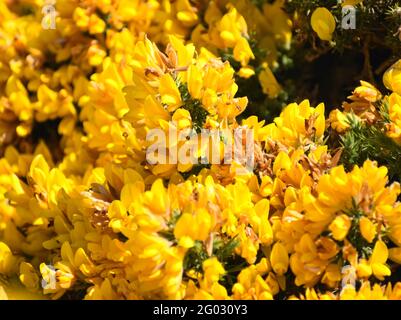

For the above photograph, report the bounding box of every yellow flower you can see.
[389,247,401,264]
[187,65,203,100]
[340,282,389,300]
[218,7,248,48]
[73,8,106,34]
[329,214,351,241]
[370,241,391,280]
[190,257,228,299]
[233,37,255,67]
[321,264,341,288]
[258,64,281,98]
[0,242,19,275]
[262,0,293,49]
[353,81,382,103]
[290,234,328,287]
[174,209,212,248]
[270,242,289,276]
[386,93,401,144]
[172,108,192,130]
[203,258,225,284]
[311,8,336,41]
[159,73,182,112]
[357,240,391,280]
[85,279,119,300]
[254,199,273,245]
[87,42,107,67]
[329,109,350,133]
[266,100,325,147]
[238,66,255,79]
[341,81,382,124]
[3,0,401,301]
[232,258,274,300]
[384,60,401,95]
[359,217,376,243]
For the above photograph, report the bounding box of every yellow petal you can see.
[370,240,388,265]
[311,8,336,41]
[270,243,289,276]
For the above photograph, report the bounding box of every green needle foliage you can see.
[340,115,401,183]
[178,82,209,133]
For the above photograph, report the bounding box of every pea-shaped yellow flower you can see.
[357,240,391,280]
[174,209,212,248]
[329,109,350,133]
[329,214,351,241]
[233,37,255,67]
[270,242,289,276]
[159,73,183,112]
[311,8,336,41]
[0,242,19,275]
[359,217,376,243]
[370,241,391,280]
[383,60,401,95]
[258,64,281,98]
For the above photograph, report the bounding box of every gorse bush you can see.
[1,0,401,300]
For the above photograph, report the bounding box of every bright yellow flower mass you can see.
[0,0,401,301]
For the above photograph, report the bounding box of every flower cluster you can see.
[1,0,401,301]
[329,60,401,145]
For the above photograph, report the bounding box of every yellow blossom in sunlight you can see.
[1,0,401,302]
[384,60,401,95]
[174,210,213,248]
[329,215,351,241]
[233,37,255,67]
[258,64,281,98]
[386,93,401,144]
[238,66,255,79]
[329,109,350,133]
[270,243,289,276]
[232,258,274,300]
[73,8,106,34]
[359,217,376,243]
[265,100,325,147]
[357,241,391,280]
[0,242,19,275]
[311,8,336,41]
[160,73,183,112]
